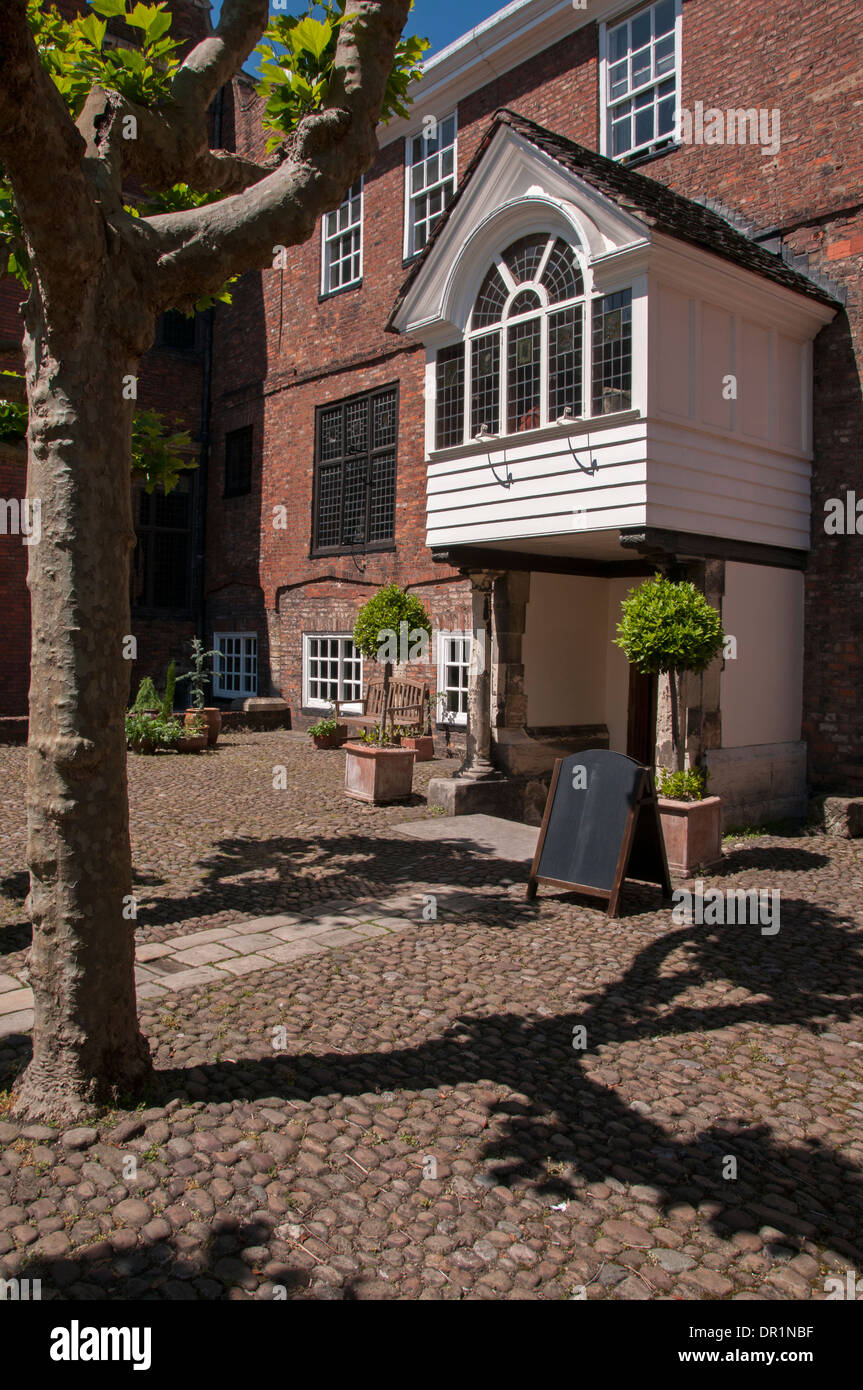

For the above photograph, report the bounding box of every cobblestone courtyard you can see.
[1,731,862,1300]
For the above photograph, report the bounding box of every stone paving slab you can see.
[394,813,540,863]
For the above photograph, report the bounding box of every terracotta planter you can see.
[344,742,415,804]
[130,737,156,755]
[312,724,348,750]
[187,707,221,747]
[400,735,434,762]
[659,795,723,876]
[177,734,207,753]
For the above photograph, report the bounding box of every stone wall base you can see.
[704,741,807,829]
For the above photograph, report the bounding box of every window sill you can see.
[428,409,641,463]
[309,543,396,559]
[318,279,363,304]
[612,141,682,169]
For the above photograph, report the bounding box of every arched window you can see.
[435,234,587,449]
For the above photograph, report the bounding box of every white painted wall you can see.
[523,573,608,727]
[605,576,637,755]
[720,563,804,748]
[522,571,632,746]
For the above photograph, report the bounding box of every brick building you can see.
[2,0,861,824]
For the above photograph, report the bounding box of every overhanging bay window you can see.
[434,233,633,449]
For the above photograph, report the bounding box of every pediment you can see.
[391,125,650,341]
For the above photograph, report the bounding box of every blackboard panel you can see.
[536,749,643,893]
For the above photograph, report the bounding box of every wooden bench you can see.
[336,676,428,734]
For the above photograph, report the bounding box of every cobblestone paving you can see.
[1,732,862,1300]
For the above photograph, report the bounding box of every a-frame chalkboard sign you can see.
[526,749,672,917]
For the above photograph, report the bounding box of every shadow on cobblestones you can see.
[129,894,862,1262]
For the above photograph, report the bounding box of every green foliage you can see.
[125,710,184,752]
[160,659,176,719]
[308,716,339,737]
[0,387,27,441]
[357,724,400,747]
[131,675,160,711]
[353,583,432,662]
[256,1,428,152]
[657,765,709,802]
[175,637,219,709]
[614,573,725,676]
[132,409,195,494]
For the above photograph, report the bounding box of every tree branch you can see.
[148,0,412,309]
[79,0,275,197]
[0,0,102,318]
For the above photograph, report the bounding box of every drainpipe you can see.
[193,85,224,667]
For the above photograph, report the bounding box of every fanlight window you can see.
[436,234,584,446]
[435,234,632,449]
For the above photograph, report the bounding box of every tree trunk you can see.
[14,297,153,1119]
[668,668,685,773]
[382,660,393,739]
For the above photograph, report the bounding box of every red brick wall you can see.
[206,0,863,789]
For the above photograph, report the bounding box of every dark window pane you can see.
[160,310,196,351]
[509,288,542,317]
[152,531,189,608]
[341,457,367,546]
[472,264,508,328]
[542,238,584,303]
[592,290,633,414]
[470,331,500,437]
[224,426,253,497]
[436,344,465,449]
[316,464,341,550]
[503,233,548,286]
[369,452,396,543]
[549,306,583,420]
[507,318,541,432]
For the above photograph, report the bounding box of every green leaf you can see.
[79,13,106,48]
[88,0,128,16]
[288,16,332,62]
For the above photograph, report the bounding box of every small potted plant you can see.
[308,706,348,750]
[130,676,161,716]
[345,586,433,803]
[125,712,186,755]
[175,637,222,746]
[177,710,208,754]
[344,723,416,803]
[614,573,725,875]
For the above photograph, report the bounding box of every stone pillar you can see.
[492,570,530,733]
[457,569,503,780]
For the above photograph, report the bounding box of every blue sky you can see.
[210,1,507,61]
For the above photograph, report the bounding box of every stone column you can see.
[457,569,503,780]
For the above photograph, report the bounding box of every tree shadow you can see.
[713,846,831,875]
[127,892,863,1263]
[134,829,672,927]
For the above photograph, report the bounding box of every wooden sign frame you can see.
[526,756,672,917]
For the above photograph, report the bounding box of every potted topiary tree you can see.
[175,637,222,747]
[614,573,725,875]
[347,584,433,803]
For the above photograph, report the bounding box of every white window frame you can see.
[436,631,471,728]
[213,632,258,699]
[599,0,682,163]
[320,178,364,296]
[302,633,364,713]
[404,110,458,261]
